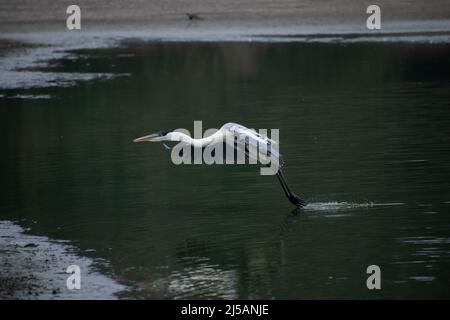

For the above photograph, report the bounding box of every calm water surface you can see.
[1,41,450,298]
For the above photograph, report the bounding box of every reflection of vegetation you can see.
[171,234,282,299]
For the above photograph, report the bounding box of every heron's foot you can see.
[289,194,307,208]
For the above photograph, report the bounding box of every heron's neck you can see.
[180,130,224,147]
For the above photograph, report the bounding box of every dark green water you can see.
[1,41,450,299]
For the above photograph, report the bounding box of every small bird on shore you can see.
[186,13,203,21]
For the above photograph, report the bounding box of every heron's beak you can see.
[133,133,162,143]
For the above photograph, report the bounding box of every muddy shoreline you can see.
[0,0,449,26]
[0,221,126,299]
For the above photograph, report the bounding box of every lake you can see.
[1,40,450,298]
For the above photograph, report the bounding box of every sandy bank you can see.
[0,0,449,38]
[0,0,449,26]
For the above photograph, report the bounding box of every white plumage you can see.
[134,122,305,207]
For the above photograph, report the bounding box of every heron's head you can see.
[133,129,172,143]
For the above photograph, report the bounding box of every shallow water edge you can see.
[0,220,126,299]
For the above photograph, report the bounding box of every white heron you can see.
[133,123,306,207]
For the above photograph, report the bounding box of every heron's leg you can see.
[276,169,306,207]
[276,169,291,198]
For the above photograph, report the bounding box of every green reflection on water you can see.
[1,41,450,298]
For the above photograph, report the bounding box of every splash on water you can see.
[302,201,405,212]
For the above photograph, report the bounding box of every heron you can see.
[133,123,306,207]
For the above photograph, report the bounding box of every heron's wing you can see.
[227,124,283,166]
